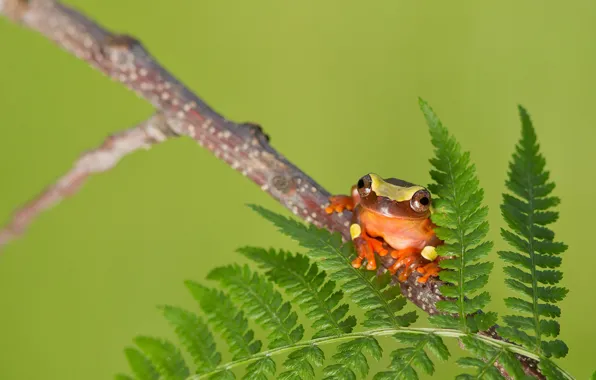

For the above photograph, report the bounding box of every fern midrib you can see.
[445,154,468,331]
[474,348,504,379]
[277,264,344,335]
[186,327,572,380]
[524,155,542,353]
[317,234,402,328]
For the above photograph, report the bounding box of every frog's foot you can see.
[325,195,355,214]
[387,247,420,281]
[416,262,440,284]
[367,236,389,257]
[351,236,377,270]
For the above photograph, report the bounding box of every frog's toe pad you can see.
[416,262,441,283]
[324,195,354,214]
[420,246,438,261]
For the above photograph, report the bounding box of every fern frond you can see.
[498,106,569,359]
[539,358,569,380]
[208,264,305,348]
[457,335,526,380]
[133,337,190,380]
[238,247,357,338]
[249,205,417,329]
[159,305,221,374]
[323,336,383,379]
[278,346,325,380]
[243,357,276,380]
[185,281,262,359]
[123,347,159,380]
[419,98,495,332]
[373,332,450,380]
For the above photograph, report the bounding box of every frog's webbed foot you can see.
[351,236,377,270]
[325,195,355,214]
[350,228,389,271]
[388,246,441,283]
[416,262,441,283]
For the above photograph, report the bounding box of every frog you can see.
[325,173,443,283]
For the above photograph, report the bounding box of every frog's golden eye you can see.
[357,175,372,197]
[410,189,431,213]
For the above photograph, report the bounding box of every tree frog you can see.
[325,173,443,283]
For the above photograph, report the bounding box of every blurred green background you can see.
[1,0,594,379]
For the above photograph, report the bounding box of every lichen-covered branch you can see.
[0,1,541,378]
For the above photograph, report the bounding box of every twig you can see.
[0,113,173,246]
[0,1,543,378]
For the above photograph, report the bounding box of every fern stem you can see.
[186,327,573,380]
[526,168,542,353]
[446,155,468,331]
[476,349,504,379]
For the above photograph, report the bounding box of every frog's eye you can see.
[357,175,372,197]
[410,189,431,213]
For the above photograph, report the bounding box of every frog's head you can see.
[355,173,432,219]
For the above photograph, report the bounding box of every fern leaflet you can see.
[419,98,496,332]
[122,347,159,380]
[208,264,305,348]
[238,247,357,338]
[185,282,262,359]
[249,204,417,329]
[498,106,569,359]
[278,346,325,380]
[373,332,450,380]
[456,336,526,380]
[133,336,190,380]
[159,305,221,374]
[323,336,383,379]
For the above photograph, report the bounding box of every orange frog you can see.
[325,173,443,283]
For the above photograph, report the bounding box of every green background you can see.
[0,0,594,379]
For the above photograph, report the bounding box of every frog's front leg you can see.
[349,208,389,271]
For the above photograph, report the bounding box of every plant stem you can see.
[187,327,574,380]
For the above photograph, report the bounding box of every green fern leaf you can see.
[123,347,159,380]
[133,337,190,380]
[457,335,526,380]
[185,282,262,359]
[238,247,356,338]
[323,337,382,379]
[278,346,325,380]
[249,205,416,329]
[466,311,499,334]
[159,305,221,374]
[372,332,450,380]
[498,105,569,358]
[208,264,304,348]
[243,357,276,380]
[538,358,567,380]
[419,98,494,333]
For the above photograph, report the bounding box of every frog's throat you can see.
[369,173,425,202]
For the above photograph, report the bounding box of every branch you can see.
[0,1,543,378]
[0,113,174,246]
